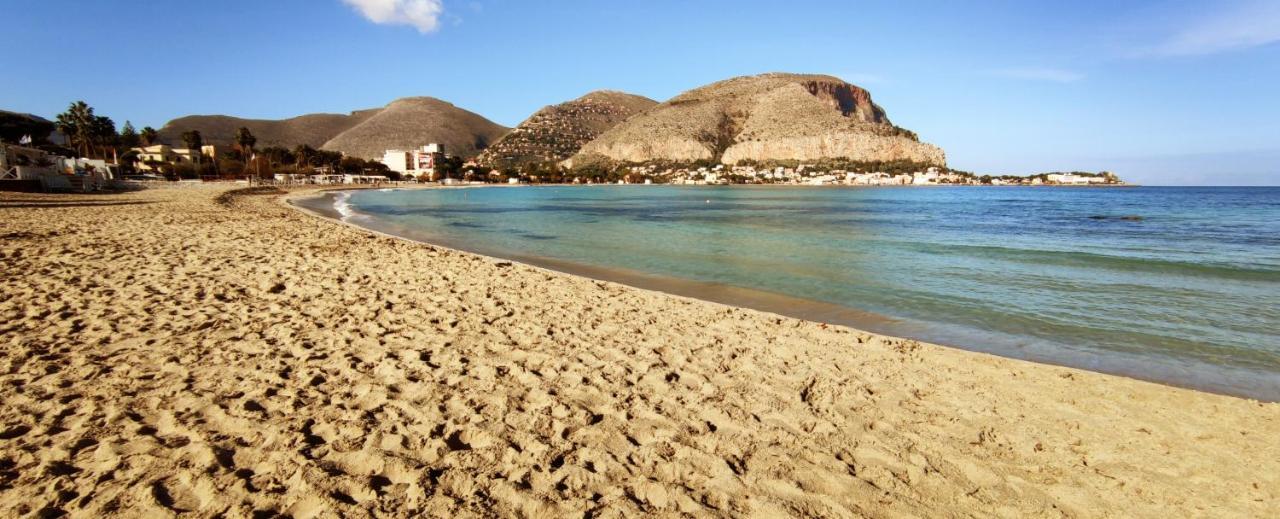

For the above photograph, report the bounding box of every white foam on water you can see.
[333,191,357,221]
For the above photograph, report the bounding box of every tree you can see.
[306,149,342,170]
[54,101,96,158]
[234,127,256,157]
[91,116,116,159]
[234,127,257,181]
[181,130,204,163]
[140,126,159,146]
[339,156,365,174]
[120,121,140,149]
[437,156,464,179]
[293,144,315,171]
[259,146,295,167]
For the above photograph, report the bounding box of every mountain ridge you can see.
[475,90,657,169]
[157,110,380,149]
[320,97,509,160]
[567,73,944,167]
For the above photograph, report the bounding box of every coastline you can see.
[2,185,1276,516]
[292,187,1277,401]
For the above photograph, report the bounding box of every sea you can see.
[311,185,1280,400]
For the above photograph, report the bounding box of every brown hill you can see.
[567,73,944,167]
[475,91,657,169]
[157,110,380,149]
[0,110,57,145]
[321,97,509,160]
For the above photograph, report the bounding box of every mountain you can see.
[321,97,509,160]
[0,110,56,145]
[157,110,380,149]
[475,91,657,169]
[566,73,944,167]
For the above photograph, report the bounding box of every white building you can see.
[1047,173,1103,185]
[343,174,388,184]
[808,174,838,185]
[382,144,445,180]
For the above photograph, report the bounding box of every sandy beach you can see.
[1,185,1277,518]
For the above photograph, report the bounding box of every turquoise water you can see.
[338,186,1280,400]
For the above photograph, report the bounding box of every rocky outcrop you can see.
[567,73,944,167]
[475,91,656,169]
[321,97,509,160]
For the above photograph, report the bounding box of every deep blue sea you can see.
[334,186,1280,400]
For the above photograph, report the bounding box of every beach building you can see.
[131,144,217,171]
[808,174,839,185]
[1047,173,1105,185]
[343,174,388,184]
[911,167,947,185]
[1,143,116,191]
[382,144,445,181]
[273,173,311,184]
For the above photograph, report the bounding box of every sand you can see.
[0,185,1276,518]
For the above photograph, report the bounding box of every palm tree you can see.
[54,101,96,158]
[181,130,203,164]
[234,127,256,158]
[293,144,313,172]
[91,116,116,160]
[234,127,257,181]
[140,127,159,146]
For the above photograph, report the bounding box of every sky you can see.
[2,0,1278,185]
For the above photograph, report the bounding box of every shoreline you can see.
[290,187,1278,402]
[3,185,1277,516]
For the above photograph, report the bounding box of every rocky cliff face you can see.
[798,79,887,123]
[567,73,944,167]
[475,91,656,169]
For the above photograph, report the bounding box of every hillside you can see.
[157,110,380,149]
[0,110,56,145]
[321,97,509,160]
[567,73,944,167]
[475,91,657,169]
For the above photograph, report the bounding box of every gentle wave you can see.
[333,191,357,221]
[341,185,1280,400]
[911,242,1280,281]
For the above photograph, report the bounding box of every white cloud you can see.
[988,68,1084,83]
[342,0,445,34]
[1146,1,1280,57]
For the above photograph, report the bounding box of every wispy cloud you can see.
[988,67,1084,83]
[1143,0,1280,57]
[342,0,445,34]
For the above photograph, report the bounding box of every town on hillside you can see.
[1,100,1125,192]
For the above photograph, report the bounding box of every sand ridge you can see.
[0,186,1276,517]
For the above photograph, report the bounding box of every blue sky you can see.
[2,0,1278,185]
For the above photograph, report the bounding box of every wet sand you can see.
[1,185,1277,517]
